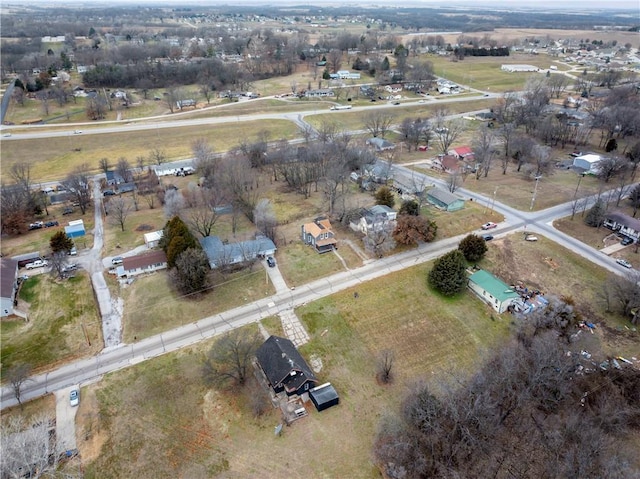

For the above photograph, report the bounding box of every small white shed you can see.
[573,154,601,172]
[144,230,164,249]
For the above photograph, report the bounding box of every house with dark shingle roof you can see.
[0,258,18,317]
[256,336,318,398]
[604,211,640,240]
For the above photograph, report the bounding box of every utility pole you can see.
[530,176,542,211]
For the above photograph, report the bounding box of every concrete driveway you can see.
[54,385,79,453]
[264,258,289,293]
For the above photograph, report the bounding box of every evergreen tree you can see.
[398,199,419,216]
[458,234,488,262]
[49,230,74,254]
[375,186,395,209]
[429,250,467,296]
[381,56,390,71]
[585,198,606,227]
[161,216,199,268]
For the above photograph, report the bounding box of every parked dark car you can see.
[103,190,116,196]
[621,237,634,246]
[44,220,59,227]
[482,235,494,241]
[63,207,74,215]
[266,256,276,267]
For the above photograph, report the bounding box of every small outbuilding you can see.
[65,220,85,239]
[144,230,164,249]
[426,187,465,212]
[572,154,601,172]
[309,383,340,412]
[0,258,19,317]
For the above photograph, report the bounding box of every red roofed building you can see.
[301,217,337,254]
[448,146,475,160]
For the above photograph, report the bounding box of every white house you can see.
[468,270,519,314]
[117,250,168,278]
[350,205,397,235]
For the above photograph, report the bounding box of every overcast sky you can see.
[32,0,640,8]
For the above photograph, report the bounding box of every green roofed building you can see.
[468,269,519,314]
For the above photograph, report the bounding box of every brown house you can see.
[118,250,168,278]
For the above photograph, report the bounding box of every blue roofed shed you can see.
[64,220,85,239]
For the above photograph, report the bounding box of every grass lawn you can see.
[120,268,275,342]
[1,273,102,378]
[423,198,503,238]
[276,242,352,287]
[2,120,298,182]
[103,202,167,256]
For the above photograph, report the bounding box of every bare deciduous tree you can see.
[202,329,262,387]
[6,363,31,407]
[61,163,92,215]
[108,197,132,232]
[364,111,395,138]
[376,349,395,384]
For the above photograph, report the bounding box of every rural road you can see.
[0,180,633,409]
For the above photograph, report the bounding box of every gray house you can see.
[366,137,395,151]
[200,235,276,269]
[426,187,465,212]
[604,211,640,240]
[1,258,18,317]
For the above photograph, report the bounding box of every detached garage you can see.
[309,383,340,412]
[65,219,85,239]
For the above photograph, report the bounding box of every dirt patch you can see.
[135,224,155,232]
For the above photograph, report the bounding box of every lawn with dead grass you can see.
[79,228,639,477]
[2,120,298,181]
[120,269,274,342]
[1,273,102,378]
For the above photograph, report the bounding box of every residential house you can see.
[176,99,196,110]
[256,335,318,398]
[105,170,125,186]
[366,137,395,151]
[604,211,640,240]
[448,146,475,161]
[117,250,168,278]
[304,88,334,98]
[384,84,403,93]
[117,182,136,194]
[144,230,164,249]
[1,258,18,317]
[439,155,462,173]
[426,187,465,212]
[336,70,360,79]
[200,235,276,269]
[350,205,397,235]
[301,217,338,254]
[468,269,519,314]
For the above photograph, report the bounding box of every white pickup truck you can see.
[26,259,48,270]
[330,105,352,111]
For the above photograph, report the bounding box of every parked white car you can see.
[26,259,48,270]
[525,235,539,242]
